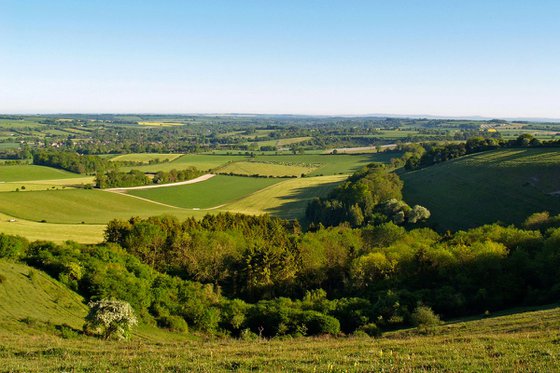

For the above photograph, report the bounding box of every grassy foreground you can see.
[0,260,559,371]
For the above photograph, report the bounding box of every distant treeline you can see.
[33,149,113,174]
[306,164,430,228]
[95,167,203,188]
[3,209,560,338]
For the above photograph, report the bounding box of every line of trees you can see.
[95,167,203,188]
[33,149,113,174]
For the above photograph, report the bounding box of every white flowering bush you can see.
[84,299,138,340]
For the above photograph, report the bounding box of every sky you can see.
[1,0,559,118]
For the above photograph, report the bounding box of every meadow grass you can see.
[128,175,281,209]
[0,165,84,182]
[401,148,560,230]
[216,161,317,177]
[137,121,185,126]
[226,175,347,218]
[0,176,95,192]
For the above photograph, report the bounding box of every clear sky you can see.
[1,0,559,118]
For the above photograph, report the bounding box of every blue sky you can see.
[1,0,559,117]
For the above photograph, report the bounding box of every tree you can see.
[84,299,138,340]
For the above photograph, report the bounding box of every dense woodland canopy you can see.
[2,209,559,338]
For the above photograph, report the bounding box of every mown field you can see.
[226,175,347,218]
[0,165,85,182]
[216,161,317,177]
[401,148,560,230]
[128,175,282,209]
[0,259,558,372]
[0,189,206,224]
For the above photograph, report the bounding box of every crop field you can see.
[0,165,84,182]
[216,161,317,177]
[0,189,206,224]
[118,154,240,173]
[252,153,398,176]
[0,176,95,192]
[226,174,347,218]
[255,136,312,148]
[128,175,281,209]
[0,213,104,243]
[109,153,184,163]
[401,148,560,230]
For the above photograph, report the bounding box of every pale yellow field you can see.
[0,212,105,244]
[224,174,346,218]
[217,161,317,177]
[138,121,185,127]
[109,153,184,163]
[0,176,95,192]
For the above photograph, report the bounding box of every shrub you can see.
[157,315,188,333]
[300,311,340,336]
[358,323,382,337]
[84,299,138,340]
[411,305,442,332]
[0,274,6,284]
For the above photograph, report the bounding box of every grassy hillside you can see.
[0,283,557,372]
[401,148,560,230]
[0,176,94,192]
[128,175,281,209]
[226,174,347,218]
[0,165,83,182]
[118,154,240,172]
[0,260,88,332]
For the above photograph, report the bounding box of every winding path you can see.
[105,174,215,192]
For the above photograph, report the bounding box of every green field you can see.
[0,165,84,182]
[226,174,347,218]
[0,261,557,373]
[0,189,205,224]
[0,176,95,192]
[128,175,281,209]
[118,154,241,173]
[401,148,560,230]
[109,153,183,163]
[216,161,317,177]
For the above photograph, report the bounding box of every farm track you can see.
[106,173,215,191]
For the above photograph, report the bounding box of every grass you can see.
[401,148,560,231]
[0,165,83,182]
[0,189,206,224]
[128,175,282,209]
[109,153,183,163]
[0,260,88,332]
[226,175,347,218]
[216,161,317,177]
[0,213,104,243]
[0,279,558,372]
[255,136,312,147]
